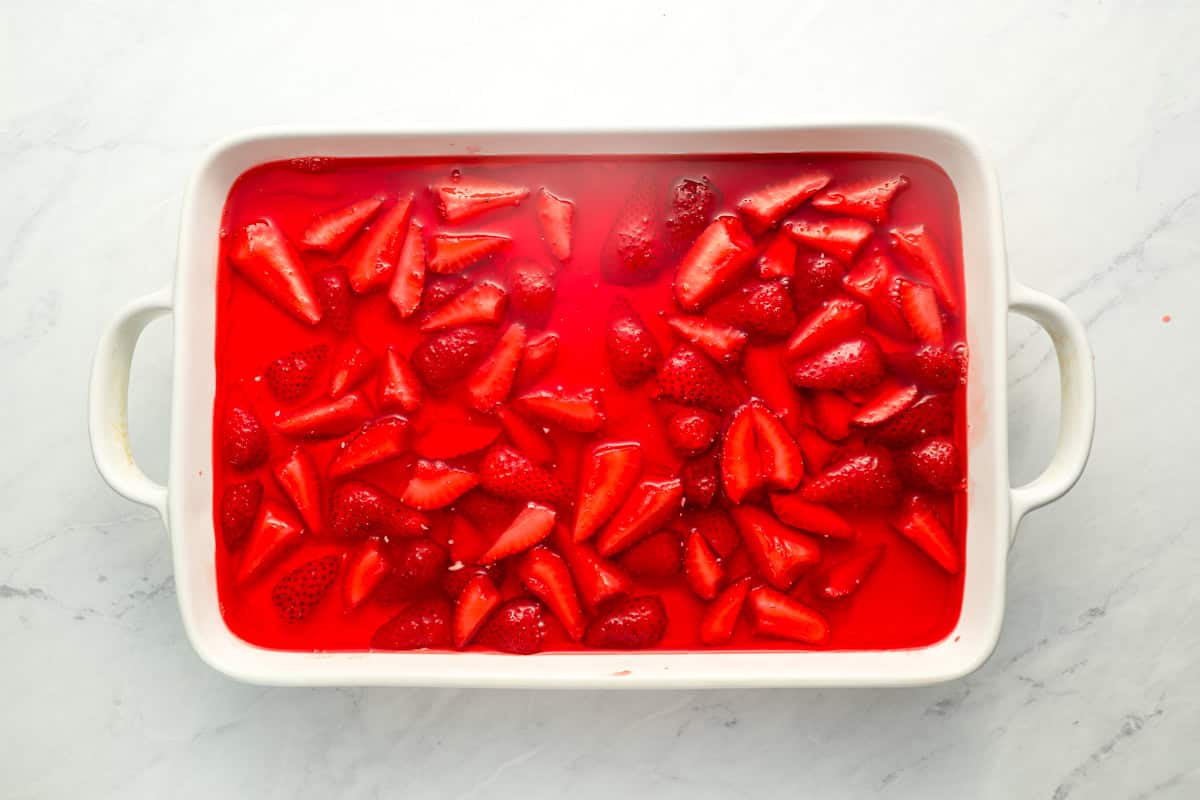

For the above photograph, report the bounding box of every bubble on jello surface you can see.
[289,157,331,173]
[450,168,462,181]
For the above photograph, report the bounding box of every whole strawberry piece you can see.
[271,554,340,622]
[371,597,452,650]
[220,479,263,550]
[802,447,901,508]
[508,259,557,321]
[601,176,664,284]
[584,596,668,649]
[891,345,967,391]
[410,325,498,392]
[896,435,963,492]
[872,393,954,446]
[680,451,720,508]
[328,481,430,538]
[606,296,661,387]
[374,538,448,602]
[479,445,571,508]
[266,345,329,402]
[788,336,886,391]
[656,344,739,411]
[708,279,798,339]
[792,252,844,315]
[665,407,720,456]
[221,401,268,470]
[313,267,353,333]
[476,598,546,654]
[665,176,717,255]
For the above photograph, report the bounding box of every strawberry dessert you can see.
[214,153,967,653]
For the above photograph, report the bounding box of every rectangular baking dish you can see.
[89,123,1095,687]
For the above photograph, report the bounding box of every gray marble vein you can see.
[2,0,1199,798]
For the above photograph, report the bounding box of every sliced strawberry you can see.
[851,382,918,428]
[811,175,909,224]
[605,296,662,387]
[890,344,967,391]
[768,493,855,539]
[537,188,574,261]
[889,224,959,314]
[750,400,804,490]
[786,217,874,264]
[513,388,605,433]
[736,171,832,232]
[708,279,798,339]
[371,597,452,650]
[432,175,529,222]
[842,251,910,336]
[601,176,664,284]
[748,586,830,644]
[665,315,747,364]
[275,393,371,439]
[585,596,667,649]
[680,451,720,509]
[683,532,724,600]
[742,347,803,435]
[558,535,633,612]
[272,446,322,533]
[895,277,945,345]
[345,194,415,293]
[731,505,821,590]
[387,219,426,319]
[680,507,740,558]
[411,417,500,459]
[410,325,498,391]
[401,460,479,510]
[656,344,739,411]
[328,338,375,399]
[221,401,268,469]
[872,392,954,446]
[374,538,448,602]
[422,274,471,309]
[220,479,263,551]
[785,298,867,360]
[453,573,502,647]
[497,405,555,465]
[228,219,323,324]
[271,554,339,622]
[619,529,683,579]
[567,441,640,542]
[802,447,901,508]
[480,502,556,563]
[515,331,559,386]
[518,547,586,640]
[237,502,305,583]
[664,176,718,254]
[792,251,844,315]
[419,281,507,332]
[664,407,720,456]
[479,445,570,507]
[377,347,422,414]
[427,233,510,275]
[328,480,430,539]
[809,391,857,441]
[313,267,353,332]
[508,258,557,321]
[721,401,763,504]
[788,336,886,391]
[797,426,839,472]
[758,231,798,278]
[818,544,885,600]
[699,577,751,645]
[475,598,545,654]
[301,194,384,253]
[891,493,960,573]
[595,477,684,556]
[266,344,329,402]
[896,436,963,492]
[466,323,527,411]
[342,540,390,611]
[673,215,757,311]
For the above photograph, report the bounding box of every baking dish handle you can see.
[1007,282,1096,541]
[89,287,174,519]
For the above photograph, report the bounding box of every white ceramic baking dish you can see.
[89,124,1095,688]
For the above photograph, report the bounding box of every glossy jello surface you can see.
[213,152,967,653]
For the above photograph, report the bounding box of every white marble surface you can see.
[2,0,1198,797]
